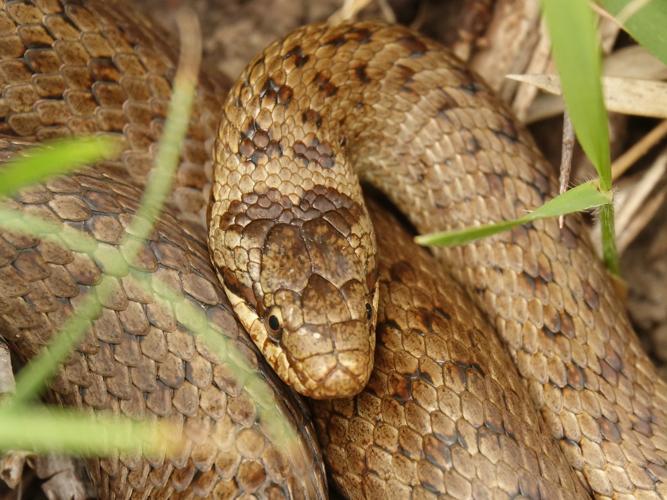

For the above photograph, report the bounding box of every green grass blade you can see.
[3,288,106,410]
[542,0,611,189]
[415,219,524,247]
[0,208,299,451]
[599,0,667,65]
[119,12,201,259]
[129,271,299,451]
[599,203,619,273]
[416,183,610,247]
[7,10,201,407]
[0,137,120,197]
[0,407,178,456]
[528,182,611,218]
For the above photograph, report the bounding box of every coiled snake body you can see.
[0,1,665,498]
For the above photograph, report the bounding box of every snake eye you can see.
[268,314,281,332]
[265,310,283,344]
[365,303,373,321]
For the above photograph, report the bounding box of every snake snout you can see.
[276,272,378,399]
[283,318,376,399]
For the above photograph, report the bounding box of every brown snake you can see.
[0,1,666,498]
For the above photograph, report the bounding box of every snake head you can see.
[209,186,378,399]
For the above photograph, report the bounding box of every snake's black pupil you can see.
[268,315,280,331]
[365,303,372,320]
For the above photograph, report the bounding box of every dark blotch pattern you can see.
[293,135,335,169]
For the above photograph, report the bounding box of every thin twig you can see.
[617,0,653,24]
[615,152,667,252]
[612,119,667,181]
[590,2,623,28]
[330,0,373,22]
[559,111,575,228]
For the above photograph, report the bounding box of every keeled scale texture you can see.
[213,21,667,497]
[0,0,326,498]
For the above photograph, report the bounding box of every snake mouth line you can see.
[292,346,374,398]
[220,277,376,398]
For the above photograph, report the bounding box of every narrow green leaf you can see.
[599,203,619,273]
[599,0,667,66]
[416,183,610,247]
[0,407,177,456]
[527,182,611,219]
[7,11,202,408]
[541,0,611,189]
[0,136,120,197]
[0,208,299,451]
[415,219,524,247]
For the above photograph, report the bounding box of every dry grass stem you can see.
[612,120,667,180]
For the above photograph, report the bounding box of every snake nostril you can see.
[365,303,373,321]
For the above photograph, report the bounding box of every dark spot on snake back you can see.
[314,72,338,97]
[347,27,372,44]
[377,319,401,338]
[582,281,600,310]
[365,302,372,320]
[284,45,302,58]
[566,363,586,390]
[260,77,279,98]
[389,372,412,402]
[301,109,322,128]
[434,307,451,321]
[90,57,121,82]
[460,80,481,95]
[541,324,560,340]
[465,135,481,154]
[277,85,293,105]
[324,35,347,47]
[283,45,309,67]
[239,137,254,158]
[259,77,293,106]
[398,35,427,58]
[491,119,520,144]
[355,64,370,84]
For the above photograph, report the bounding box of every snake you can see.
[0,0,666,498]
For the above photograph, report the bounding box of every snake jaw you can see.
[221,276,378,399]
[285,278,380,399]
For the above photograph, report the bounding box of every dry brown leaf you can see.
[469,0,542,97]
[614,151,667,252]
[508,74,667,119]
[511,19,552,120]
[0,341,13,396]
[329,0,394,23]
[604,45,667,80]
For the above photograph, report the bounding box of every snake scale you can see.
[0,0,665,498]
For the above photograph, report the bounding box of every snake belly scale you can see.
[0,1,664,498]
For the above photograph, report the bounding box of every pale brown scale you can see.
[311,197,588,499]
[0,1,326,498]
[213,20,667,498]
